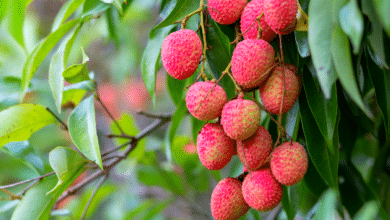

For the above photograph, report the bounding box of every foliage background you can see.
[0,0,389,219]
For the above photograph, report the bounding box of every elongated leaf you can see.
[0,147,40,180]
[372,0,390,38]
[64,23,83,67]
[62,49,90,84]
[299,93,339,189]
[68,95,103,169]
[167,74,187,106]
[153,0,198,30]
[49,45,66,114]
[51,0,86,32]
[339,0,364,54]
[82,0,110,18]
[2,0,26,47]
[48,147,88,194]
[142,25,175,107]
[308,0,337,99]
[331,25,372,118]
[0,104,57,148]
[282,186,295,220]
[21,19,80,98]
[295,31,310,58]
[313,189,338,220]
[353,201,380,220]
[302,68,338,153]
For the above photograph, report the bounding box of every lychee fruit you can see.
[242,167,283,211]
[259,65,300,115]
[263,0,298,35]
[231,39,275,89]
[211,177,250,220]
[270,141,308,186]
[208,0,247,25]
[237,126,273,170]
[221,95,261,140]
[240,0,276,41]
[185,81,227,121]
[161,29,202,80]
[197,123,236,170]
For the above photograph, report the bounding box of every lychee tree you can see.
[0,0,389,219]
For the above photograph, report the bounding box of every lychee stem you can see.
[275,35,287,147]
[256,13,264,39]
[199,0,209,81]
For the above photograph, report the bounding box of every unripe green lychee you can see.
[237,126,273,170]
[221,95,261,140]
[185,81,227,121]
[270,141,308,186]
[208,0,247,25]
[264,0,298,35]
[211,177,250,220]
[259,66,300,115]
[231,39,275,89]
[240,0,276,41]
[161,29,202,80]
[197,123,236,170]
[242,167,283,211]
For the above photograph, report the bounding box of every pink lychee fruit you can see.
[197,123,236,170]
[242,167,283,211]
[237,126,273,170]
[270,141,308,186]
[208,0,247,25]
[264,0,298,35]
[183,143,197,155]
[161,29,202,80]
[211,177,250,220]
[240,0,277,41]
[231,39,275,89]
[185,81,227,121]
[221,95,261,140]
[259,65,300,115]
[284,63,298,74]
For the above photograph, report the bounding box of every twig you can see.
[106,134,133,139]
[137,111,172,119]
[1,189,22,200]
[0,171,55,190]
[101,140,131,157]
[46,107,68,130]
[95,93,125,135]
[80,174,108,220]
[17,179,39,196]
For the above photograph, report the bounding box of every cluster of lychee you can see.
[160,0,307,219]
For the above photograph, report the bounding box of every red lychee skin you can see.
[237,126,273,170]
[183,143,197,155]
[231,39,275,89]
[208,0,247,25]
[161,29,202,80]
[242,167,283,211]
[270,142,308,186]
[284,63,298,75]
[211,178,250,220]
[240,0,277,42]
[221,96,261,140]
[185,81,227,121]
[259,66,300,115]
[197,123,236,170]
[264,0,298,35]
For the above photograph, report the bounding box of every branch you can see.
[80,174,108,220]
[0,171,55,190]
[95,93,125,135]
[46,107,68,130]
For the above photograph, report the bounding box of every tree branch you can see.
[0,171,55,190]
[80,174,108,220]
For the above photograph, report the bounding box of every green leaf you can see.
[205,20,235,99]
[21,19,80,99]
[308,0,337,99]
[49,41,67,114]
[164,100,188,163]
[82,0,110,18]
[68,95,103,169]
[47,147,88,194]
[171,136,197,168]
[302,67,338,153]
[62,49,90,84]
[167,74,187,106]
[51,0,86,32]
[153,0,198,30]
[61,80,95,108]
[313,189,338,220]
[2,0,26,47]
[294,31,310,58]
[331,25,372,118]
[191,116,205,144]
[299,93,339,189]
[64,23,83,67]
[353,201,380,220]
[0,147,40,180]
[339,0,364,54]
[141,25,175,107]
[372,0,390,38]
[11,176,58,220]
[0,104,57,148]
[106,7,120,47]
[282,186,295,220]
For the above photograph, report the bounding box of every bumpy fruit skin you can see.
[237,126,273,170]
[197,123,236,170]
[259,66,300,115]
[242,167,283,211]
[221,96,261,140]
[161,29,202,80]
[208,0,247,25]
[185,81,227,121]
[270,142,308,185]
[240,0,276,41]
[211,178,250,220]
[231,39,275,89]
[264,0,298,35]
